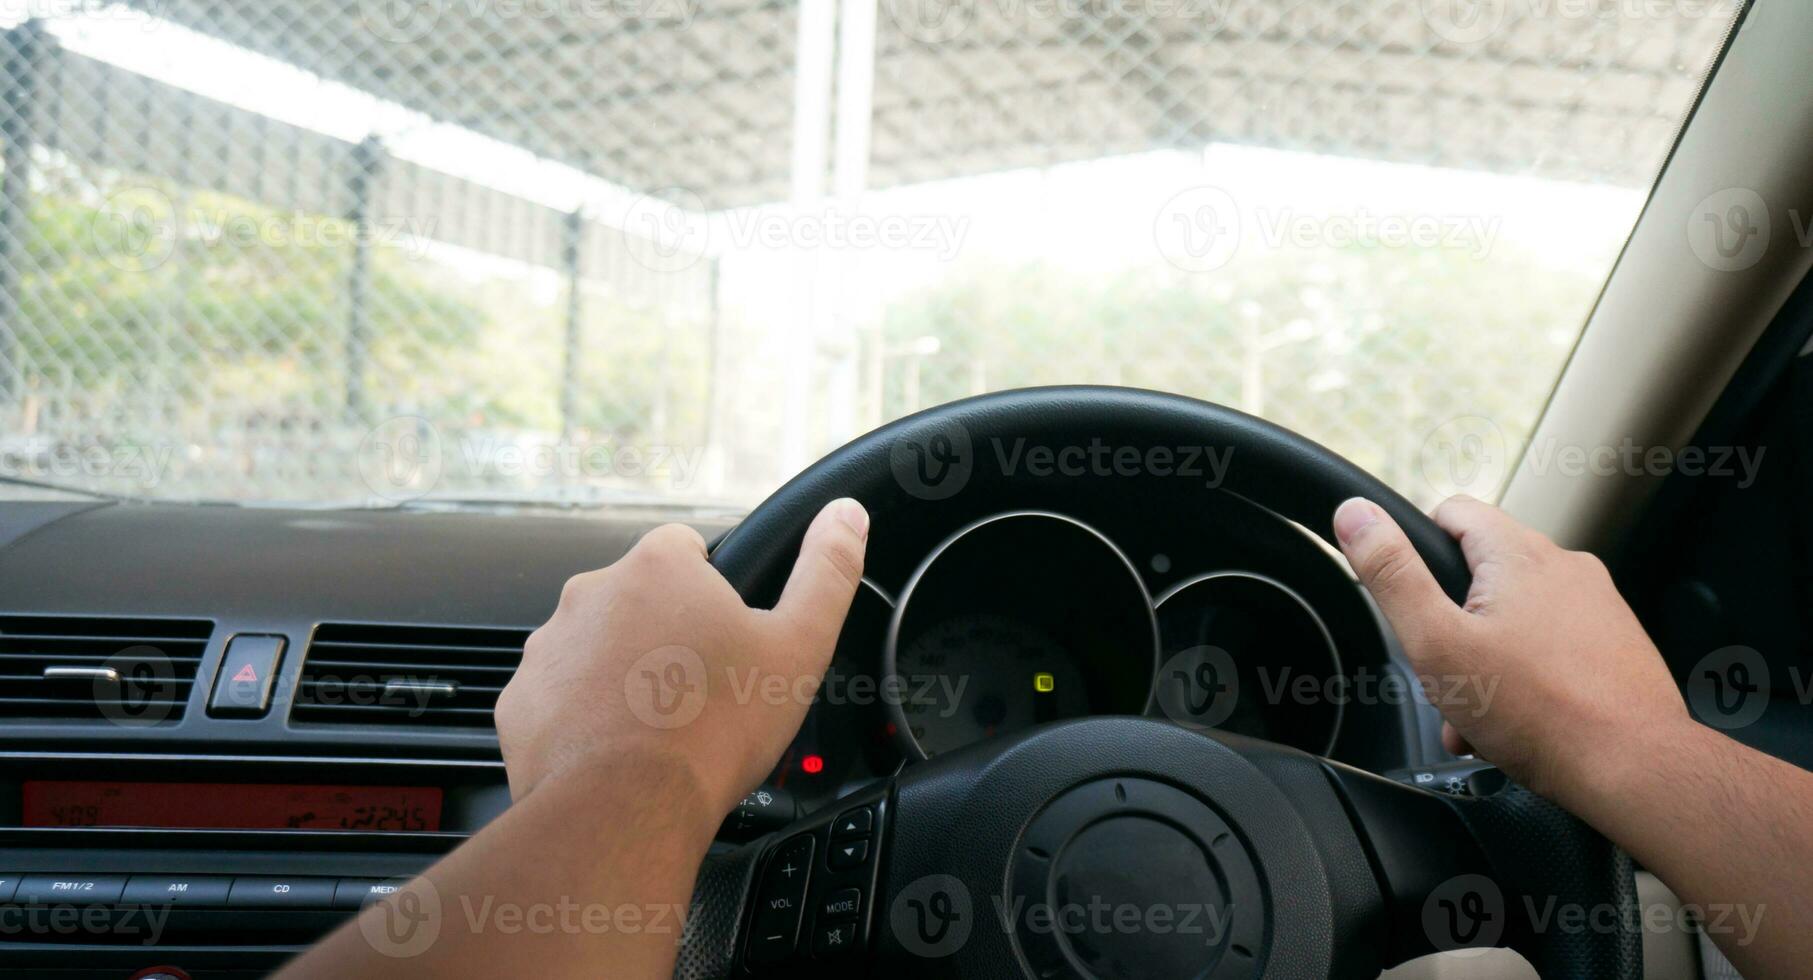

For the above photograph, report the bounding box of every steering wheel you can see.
[684,387,1640,980]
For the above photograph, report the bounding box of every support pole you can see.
[702,257,721,449]
[344,136,385,423]
[559,208,584,440]
[0,20,48,414]
[828,0,878,443]
[782,0,837,475]
[833,0,877,201]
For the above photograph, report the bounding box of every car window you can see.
[0,1,1742,508]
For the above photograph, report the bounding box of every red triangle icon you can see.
[232,663,259,683]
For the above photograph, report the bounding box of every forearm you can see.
[276,752,722,978]
[1556,719,1813,980]
[1332,497,1813,974]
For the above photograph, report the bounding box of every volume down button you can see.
[746,835,815,967]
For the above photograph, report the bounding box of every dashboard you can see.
[0,494,1434,976]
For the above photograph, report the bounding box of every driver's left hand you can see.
[495,498,870,816]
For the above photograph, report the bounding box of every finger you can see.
[1333,498,1463,656]
[1441,721,1475,758]
[636,522,709,561]
[774,498,870,656]
[1431,494,1533,573]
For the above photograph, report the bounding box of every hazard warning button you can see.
[207,634,286,718]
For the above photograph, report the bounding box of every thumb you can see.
[1333,498,1461,657]
[774,498,870,656]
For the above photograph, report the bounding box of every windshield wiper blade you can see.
[377,489,739,517]
[0,473,247,508]
[0,473,123,502]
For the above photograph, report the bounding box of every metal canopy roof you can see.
[128,0,1729,208]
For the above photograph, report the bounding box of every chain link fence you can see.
[0,0,1740,508]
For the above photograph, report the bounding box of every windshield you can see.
[0,1,1740,509]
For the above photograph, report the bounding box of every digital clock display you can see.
[21,780,444,832]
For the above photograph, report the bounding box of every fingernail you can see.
[833,498,869,540]
[1332,498,1379,546]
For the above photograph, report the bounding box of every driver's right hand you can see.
[1330,495,1687,808]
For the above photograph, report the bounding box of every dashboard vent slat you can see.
[0,616,211,723]
[292,623,529,731]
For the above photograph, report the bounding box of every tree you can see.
[878,241,1602,506]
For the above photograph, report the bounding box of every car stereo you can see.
[21,781,445,832]
[0,752,508,978]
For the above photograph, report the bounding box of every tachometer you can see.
[1153,571,1342,754]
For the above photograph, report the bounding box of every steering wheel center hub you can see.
[1009,777,1266,980]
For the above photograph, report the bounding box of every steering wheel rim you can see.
[710,385,1472,608]
[689,386,1638,980]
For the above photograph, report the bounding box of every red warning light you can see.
[801,754,825,775]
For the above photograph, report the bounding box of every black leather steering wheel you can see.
[684,387,1640,980]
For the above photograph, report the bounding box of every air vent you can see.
[0,615,212,723]
[292,623,529,729]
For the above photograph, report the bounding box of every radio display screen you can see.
[21,780,444,832]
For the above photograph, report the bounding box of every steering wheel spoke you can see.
[681,720,1643,980]
[1325,761,1642,978]
[681,783,893,978]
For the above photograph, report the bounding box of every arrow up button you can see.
[830,805,873,839]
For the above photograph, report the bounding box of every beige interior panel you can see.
[1499,0,1813,551]
[1380,947,1538,980]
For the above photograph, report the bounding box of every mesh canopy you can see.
[125,0,1719,202]
[0,0,1739,508]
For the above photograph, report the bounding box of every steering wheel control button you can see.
[830,806,872,838]
[1009,778,1267,980]
[121,875,232,907]
[14,874,127,905]
[813,919,859,958]
[818,887,862,920]
[226,876,337,908]
[206,634,286,717]
[826,838,869,871]
[721,785,797,842]
[747,835,815,967]
[1387,761,1503,798]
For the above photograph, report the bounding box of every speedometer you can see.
[894,613,1088,757]
[884,511,1159,760]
